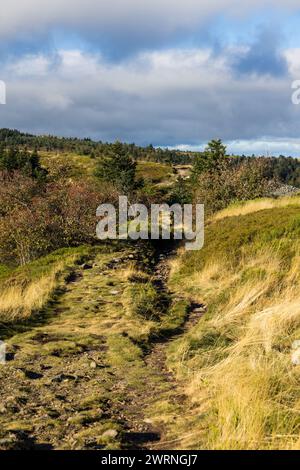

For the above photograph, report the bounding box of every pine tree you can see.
[95,141,137,193]
[192,139,227,180]
[0,146,47,179]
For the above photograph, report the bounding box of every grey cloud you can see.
[0,49,298,152]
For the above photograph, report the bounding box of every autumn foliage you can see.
[0,168,118,266]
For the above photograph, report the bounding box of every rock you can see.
[82,263,93,270]
[128,254,134,259]
[110,290,119,295]
[52,373,77,383]
[292,340,300,350]
[101,429,118,439]
[113,258,121,263]
[90,361,97,369]
[143,418,154,424]
[292,349,300,366]
[193,307,206,314]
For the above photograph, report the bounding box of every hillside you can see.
[1,194,300,449]
[1,128,300,187]
[167,195,300,449]
[1,133,300,450]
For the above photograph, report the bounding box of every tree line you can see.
[1,128,299,186]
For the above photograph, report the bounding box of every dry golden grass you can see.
[0,263,64,322]
[0,247,91,323]
[0,273,58,321]
[167,207,300,450]
[213,194,300,222]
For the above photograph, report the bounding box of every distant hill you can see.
[1,128,300,186]
[0,128,194,165]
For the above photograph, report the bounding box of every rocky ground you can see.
[0,244,204,450]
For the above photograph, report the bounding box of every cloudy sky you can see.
[1,1,300,154]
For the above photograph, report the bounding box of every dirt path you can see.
[114,247,206,450]
[0,245,205,450]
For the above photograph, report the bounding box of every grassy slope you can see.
[40,151,174,186]
[0,246,94,324]
[0,151,174,325]
[3,147,300,449]
[167,196,300,449]
[136,161,174,185]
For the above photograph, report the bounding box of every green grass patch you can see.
[124,282,161,320]
[136,161,174,184]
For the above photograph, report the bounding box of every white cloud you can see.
[170,139,300,156]
[0,46,299,155]
[7,55,52,77]
[285,49,300,76]
[228,138,300,156]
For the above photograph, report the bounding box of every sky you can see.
[1,1,300,155]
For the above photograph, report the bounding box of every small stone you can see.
[143,418,154,424]
[52,373,77,383]
[90,361,97,369]
[194,307,206,314]
[292,349,300,366]
[110,290,119,295]
[128,254,134,259]
[102,429,118,439]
